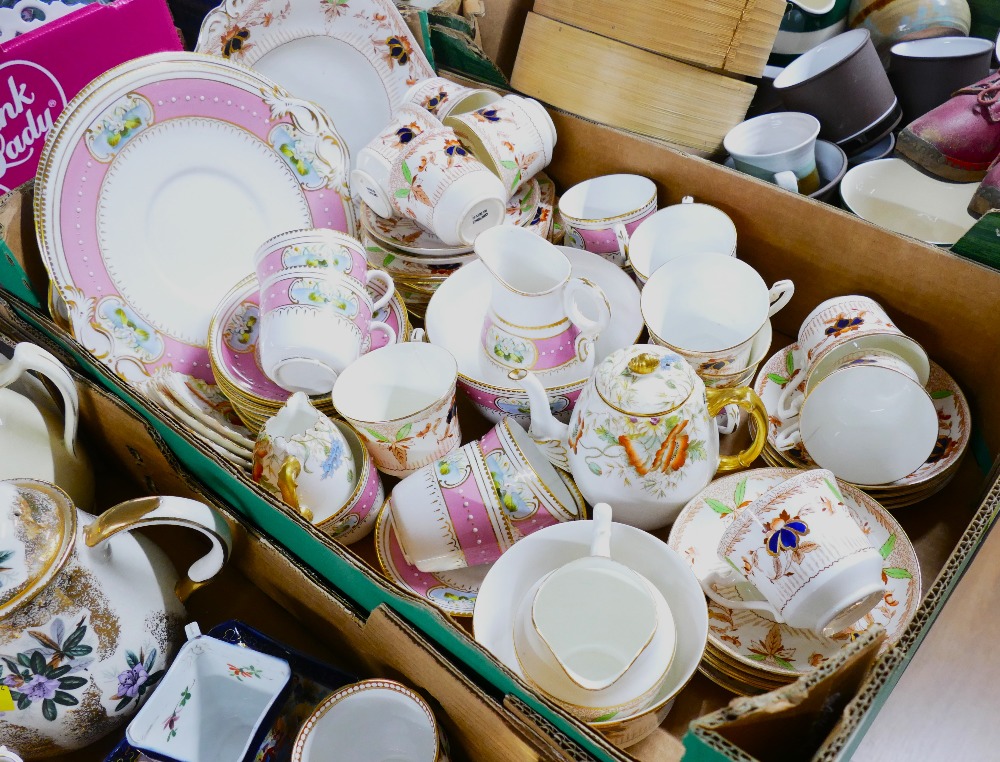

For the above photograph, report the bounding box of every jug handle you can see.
[563,278,611,360]
[277,456,314,522]
[0,343,79,457]
[706,386,768,471]
[83,496,232,604]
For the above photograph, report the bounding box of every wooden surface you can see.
[852,507,1000,761]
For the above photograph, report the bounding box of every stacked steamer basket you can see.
[510,0,787,154]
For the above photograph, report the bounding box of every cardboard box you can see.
[0,0,182,195]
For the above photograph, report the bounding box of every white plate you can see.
[473,517,708,727]
[424,246,644,389]
[197,0,435,169]
[37,52,353,384]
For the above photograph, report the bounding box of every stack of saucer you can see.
[360,173,556,318]
[753,344,970,510]
[669,469,921,696]
[207,274,410,433]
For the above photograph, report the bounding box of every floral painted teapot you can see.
[0,480,231,757]
[512,345,768,530]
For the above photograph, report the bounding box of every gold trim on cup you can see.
[559,191,658,227]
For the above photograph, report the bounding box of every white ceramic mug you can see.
[512,503,675,722]
[292,680,440,762]
[252,392,357,527]
[403,76,501,120]
[351,105,443,218]
[557,174,657,267]
[701,469,885,636]
[254,228,394,309]
[331,339,461,478]
[389,125,507,247]
[774,353,938,485]
[258,269,396,394]
[777,294,929,420]
[445,94,555,196]
[626,196,738,285]
[723,112,821,194]
[642,253,794,373]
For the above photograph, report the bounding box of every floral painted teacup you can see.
[557,174,658,268]
[445,94,556,196]
[390,417,582,573]
[258,268,395,394]
[389,125,507,247]
[254,228,394,307]
[403,76,501,120]
[253,393,357,530]
[700,469,885,636]
[331,340,461,478]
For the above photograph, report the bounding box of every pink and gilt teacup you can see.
[402,76,501,120]
[390,417,582,573]
[254,229,393,307]
[258,269,396,395]
[558,174,658,267]
[389,126,507,247]
[351,105,443,218]
[445,94,556,197]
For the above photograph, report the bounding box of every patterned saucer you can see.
[375,500,487,617]
[361,177,542,255]
[667,468,920,680]
[208,273,409,405]
[755,344,969,491]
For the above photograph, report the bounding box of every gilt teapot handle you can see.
[0,343,79,456]
[84,496,232,604]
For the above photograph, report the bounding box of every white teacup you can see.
[558,174,657,267]
[252,392,357,526]
[724,112,821,194]
[701,469,885,636]
[351,105,443,218]
[331,339,461,478]
[642,253,794,373]
[627,196,738,285]
[512,504,675,722]
[258,269,396,394]
[774,352,938,485]
[402,76,501,120]
[777,294,929,420]
[293,680,440,762]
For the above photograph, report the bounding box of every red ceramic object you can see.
[897,72,1000,182]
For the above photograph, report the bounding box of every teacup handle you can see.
[773,420,803,452]
[777,379,804,420]
[706,386,768,470]
[366,271,395,312]
[590,503,612,558]
[767,279,795,318]
[277,455,314,522]
[612,222,631,264]
[563,277,611,362]
[83,496,232,604]
[368,320,397,349]
[409,327,426,343]
[701,567,784,621]
[773,171,799,194]
[0,343,79,456]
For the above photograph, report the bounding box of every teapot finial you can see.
[628,353,660,375]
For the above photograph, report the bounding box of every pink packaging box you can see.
[0,0,182,194]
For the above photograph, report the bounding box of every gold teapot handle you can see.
[706,386,768,472]
[277,456,313,523]
[83,496,232,604]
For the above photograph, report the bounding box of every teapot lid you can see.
[594,346,698,416]
[0,480,76,617]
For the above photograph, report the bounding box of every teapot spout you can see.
[507,369,571,471]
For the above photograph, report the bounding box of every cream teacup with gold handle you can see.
[253,393,356,527]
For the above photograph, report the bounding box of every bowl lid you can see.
[595,346,698,417]
[0,480,77,617]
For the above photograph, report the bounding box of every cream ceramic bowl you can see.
[840,158,978,246]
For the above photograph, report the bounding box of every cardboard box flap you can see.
[686,627,886,762]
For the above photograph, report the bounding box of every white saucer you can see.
[473,518,707,728]
[425,247,644,390]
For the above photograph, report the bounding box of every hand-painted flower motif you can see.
[747,623,796,670]
[221,25,251,56]
[421,89,448,114]
[110,648,164,712]
[320,0,350,19]
[435,450,471,488]
[763,510,810,556]
[384,35,413,67]
[320,439,344,479]
[823,312,865,338]
[85,94,153,161]
[96,298,164,362]
[394,123,422,145]
[472,107,501,123]
[223,302,259,353]
[164,684,192,742]
[227,664,264,681]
